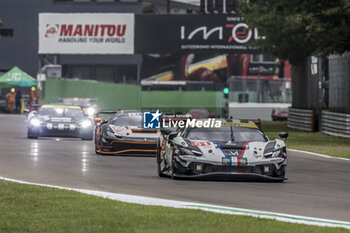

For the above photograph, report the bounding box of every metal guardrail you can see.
[322,111,350,138]
[287,108,314,132]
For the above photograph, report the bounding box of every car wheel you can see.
[95,136,104,155]
[276,165,286,177]
[170,154,178,180]
[82,133,93,141]
[157,143,166,178]
[27,130,38,139]
[82,137,93,141]
[274,166,286,182]
[95,147,101,155]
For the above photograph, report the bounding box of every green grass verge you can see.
[0,180,349,233]
[262,121,350,159]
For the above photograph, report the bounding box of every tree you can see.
[304,0,350,56]
[239,0,350,63]
[239,0,350,109]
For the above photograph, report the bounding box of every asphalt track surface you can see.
[0,114,349,222]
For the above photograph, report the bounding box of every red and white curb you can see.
[1,176,350,230]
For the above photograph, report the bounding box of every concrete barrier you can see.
[229,102,291,121]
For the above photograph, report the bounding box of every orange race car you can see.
[94,110,160,156]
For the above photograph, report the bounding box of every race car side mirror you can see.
[23,109,29,116]
[278,132,288,142]
[94,118,102,123]
[160,128,171,135]
[278,132,288,138]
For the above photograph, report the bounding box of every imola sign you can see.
[135,14,260,54]
[180,23,263,45]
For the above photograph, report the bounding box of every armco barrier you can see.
[287,108,315,132]
[322,111,350,138]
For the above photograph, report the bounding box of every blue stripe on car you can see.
[215,143,232,166]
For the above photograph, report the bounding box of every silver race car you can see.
[27,104,94,140]
[157,119,288,181]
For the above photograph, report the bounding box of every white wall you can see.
[229,102,291,121]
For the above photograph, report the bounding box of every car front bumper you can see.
[173,172,287,181]
[99,137,158,156]
[172,158,287,181]
[28,125,93,138]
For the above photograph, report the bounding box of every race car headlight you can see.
[106,130,115,137]
[30,118,41,127]
[105,128,123,139]
[271,149,281,157]
[86,107,95,116]
[81,120,92,128]
[178,147,202,156]
[264,147,286,158]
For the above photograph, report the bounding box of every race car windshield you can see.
[38,107,85,119]
[112,115,143,127]
[186,127,267,142]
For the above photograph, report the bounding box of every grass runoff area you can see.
[262,121,350,159]
[0,180,349,233]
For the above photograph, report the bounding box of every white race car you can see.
[157,119,288,181]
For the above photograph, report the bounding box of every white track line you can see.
[288,149,350,161]
[1,176,350,230]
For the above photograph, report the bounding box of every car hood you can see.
[109,125,160,138]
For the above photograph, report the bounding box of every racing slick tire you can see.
[156,141,167,177]
[82,137,93,141]
[274,165,286,182]
[81,133,93,141]
[95,147,101,155]
[95,135,104,155]
[27,130,38,139]
[170,154,178,180]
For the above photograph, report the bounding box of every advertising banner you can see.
[247,63,276,76]
[135,14,261,54]
[39,13,134,54]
